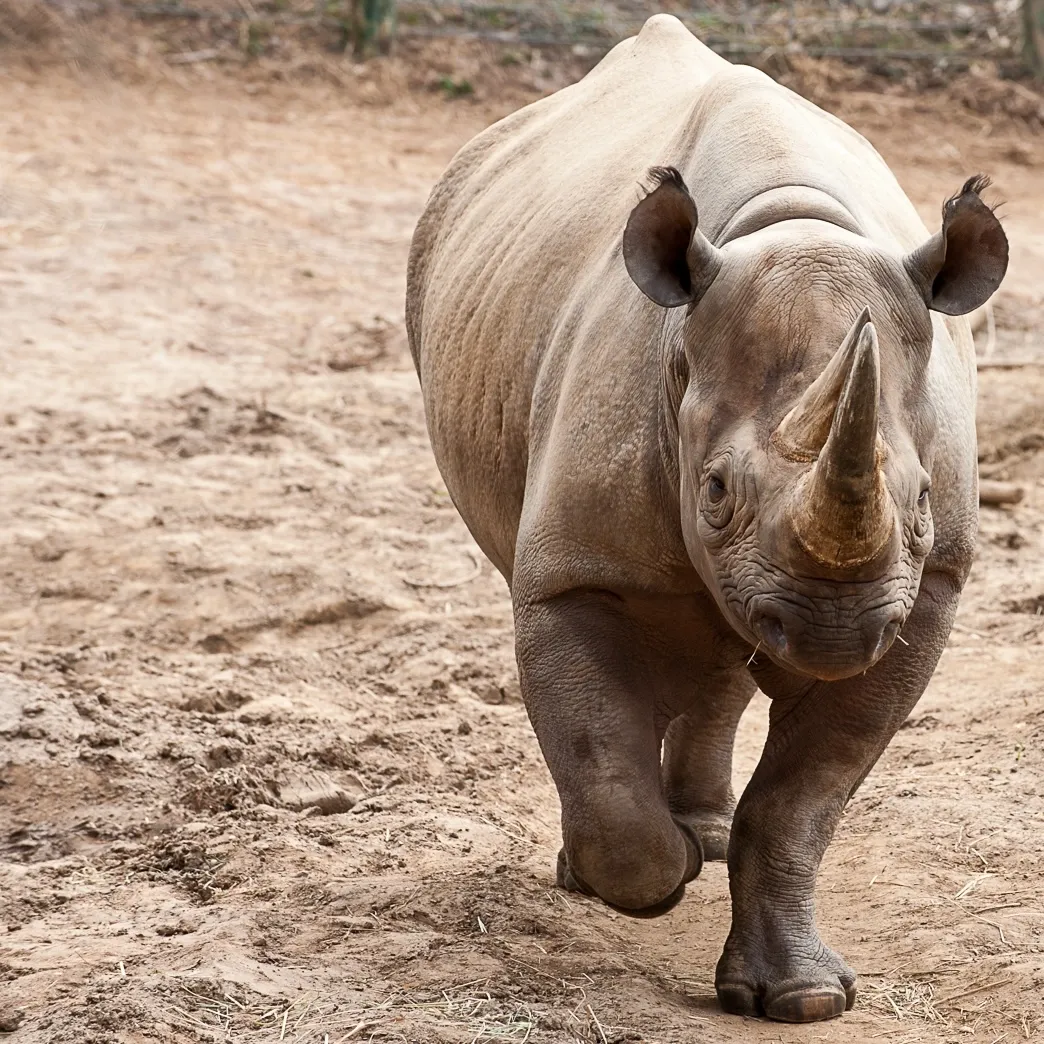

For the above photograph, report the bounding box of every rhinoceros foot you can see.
[716,934,856,1022]
[554,818,704,919]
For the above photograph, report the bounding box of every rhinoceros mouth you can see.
[744,594,906,681]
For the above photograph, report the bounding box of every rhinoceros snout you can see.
[751,600,905,681]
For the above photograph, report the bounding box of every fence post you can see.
[354,0,395,57]
[1025,0,1044,78]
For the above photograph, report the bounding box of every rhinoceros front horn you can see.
[780,310,895,569]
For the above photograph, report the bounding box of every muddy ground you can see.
[1,38,1043,1044]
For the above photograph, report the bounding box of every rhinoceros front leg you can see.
[717,572,961,1023]
[662,672,756,861]
[514,589,705,915]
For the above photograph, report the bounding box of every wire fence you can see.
[11,0,1042,77]
[394,0,1026,70]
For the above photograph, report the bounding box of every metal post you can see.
[1025,0,1044,78]
[357,0,395,56]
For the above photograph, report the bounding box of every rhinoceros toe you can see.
[718,979,854,1023]
[765,983,855,1022]
[671,810,732,861]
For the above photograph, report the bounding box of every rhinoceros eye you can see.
[702,467,735,532]
[913,480,933,542]
[707,473,727,504]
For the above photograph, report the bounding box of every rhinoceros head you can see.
[623,167,1007,680]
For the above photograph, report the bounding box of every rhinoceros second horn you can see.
[772,306,873,463]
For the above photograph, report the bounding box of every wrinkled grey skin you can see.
[405,15,1007,1024]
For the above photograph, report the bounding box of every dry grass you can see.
[164,979,545,1043]
[862,978,944,1023]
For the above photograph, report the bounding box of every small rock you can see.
[277,770,362,815]
[198,634,235,654]
[206,742,242,768]
[475,672,522,705]
[333,914,377,932]
[0,1010,24,1033]
[475,681,504,705]
[180,689,251,714]
[156,919,196,937]
[991,528,1026,550]
[31,536,70,562]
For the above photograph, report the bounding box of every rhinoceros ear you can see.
[904,175,1008,316]
[623,166,723,308]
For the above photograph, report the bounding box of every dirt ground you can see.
[1,39,1043,1044]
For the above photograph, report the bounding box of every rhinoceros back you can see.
[406,18,734,578]
[405,14,935,586]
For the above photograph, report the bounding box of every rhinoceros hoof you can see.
[716,940,856,1022]
[671,810,732,861]
[554,819,703,919]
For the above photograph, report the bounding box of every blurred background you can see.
[1,3,1042,1043]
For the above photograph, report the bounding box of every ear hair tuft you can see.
[946,174,1003,215]
[642,165,689,198]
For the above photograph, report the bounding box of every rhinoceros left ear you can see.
[904,175,1008,316]
[623,166,723,308]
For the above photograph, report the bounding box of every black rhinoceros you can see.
[405,14,1007,1023]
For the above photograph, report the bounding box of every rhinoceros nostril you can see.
[754,612,788,656]
[870,615,902,662]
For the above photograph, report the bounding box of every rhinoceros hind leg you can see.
[661,672,755,861]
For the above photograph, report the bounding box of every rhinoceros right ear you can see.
[904,175,1008,316]
[623,166,723,308]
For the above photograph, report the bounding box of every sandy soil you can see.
[1,51,1043,1044]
